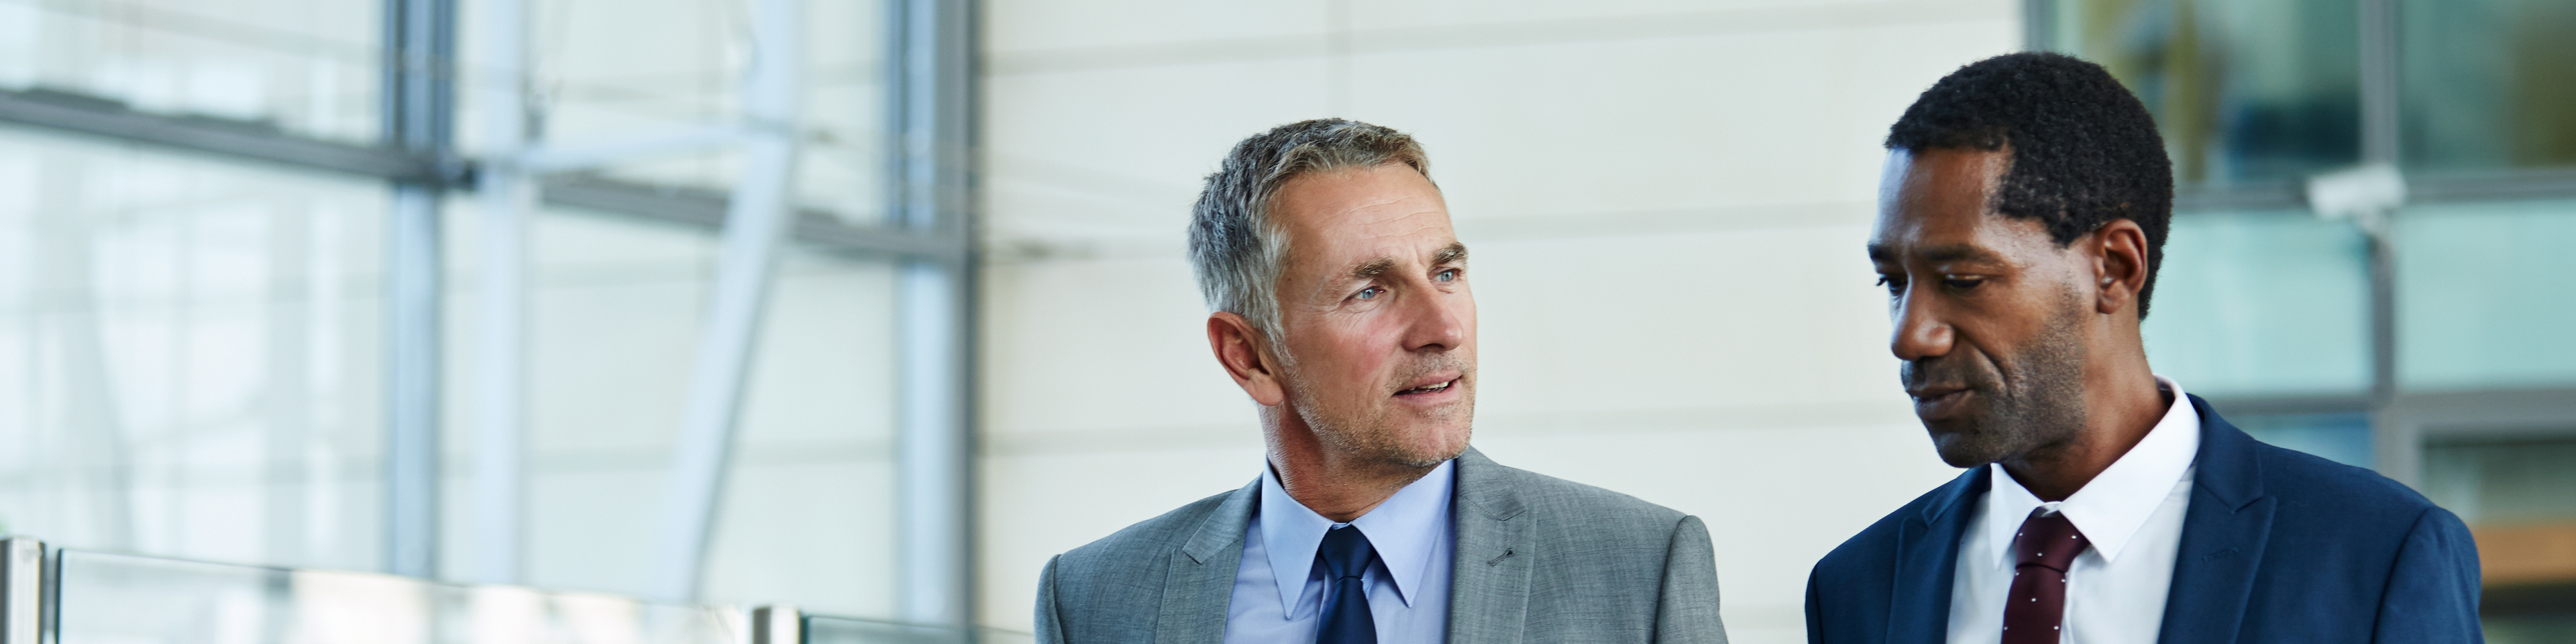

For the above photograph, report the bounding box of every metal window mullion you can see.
[2357,0,2406,478]
[890,0,978,631]
[2022,0,2055,52]
[382,0,457,580]
[471,0,534,587]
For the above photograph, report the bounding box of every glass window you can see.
[2400,0,2576,174]
[440,205,901,616]
[0,124,387,570]
[2049,0,2362,186]
[2395,200,2576,392]
[460,0,885,222]
[2141,210,2371,398]
[0,0,381,144]
[2231,412,2372,469]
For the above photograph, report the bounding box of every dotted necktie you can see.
[2002,508,2090,644]
[1316,525,1379,644]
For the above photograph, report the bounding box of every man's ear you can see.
[2089,219,2151,317]
[1208,312,1287,407]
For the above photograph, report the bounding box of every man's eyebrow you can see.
[1433,242,1467,264]
[1349,258,1396,279]
[1868,242,2004,264]
[1917,243,2003,264]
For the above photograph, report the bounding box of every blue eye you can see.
[1436,269,1458,282]
[1356,286,1384,300]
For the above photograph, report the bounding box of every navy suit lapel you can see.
[1888,467,1987,644]
[2155,395,2276,644]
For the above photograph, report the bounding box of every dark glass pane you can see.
[2051,0,2361,185]
[2401,0,2576,173]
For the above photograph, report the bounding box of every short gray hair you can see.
[1187,119,1433,346]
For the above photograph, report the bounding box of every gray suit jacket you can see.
[1035,447,1727,643]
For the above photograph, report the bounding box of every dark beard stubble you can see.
[1911,293,2092,468]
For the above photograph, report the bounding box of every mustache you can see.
[1390,355,1473,388]
[1902,355,1997,391]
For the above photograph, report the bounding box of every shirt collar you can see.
[1258,459,1456,614]
[1983,376,2200,568]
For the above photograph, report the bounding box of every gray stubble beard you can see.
[1281,356,1476,470]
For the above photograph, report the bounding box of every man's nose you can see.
[1890,286,1953,362]
[1401,284,1468,353]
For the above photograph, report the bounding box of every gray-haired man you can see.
[1034,119,1729,644]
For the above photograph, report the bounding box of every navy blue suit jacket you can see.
[1805,395,2483,643]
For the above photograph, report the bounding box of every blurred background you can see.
[0,0,2571,642]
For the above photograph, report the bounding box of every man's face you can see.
[1868,148,2094,468]
[1267,164,1476,468]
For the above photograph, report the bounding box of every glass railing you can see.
[1,537,1030,644]
[802,615,1034,644]
[55,549,741,644]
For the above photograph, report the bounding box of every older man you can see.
[1034,119,1727,644]
[1807,52,2481,643]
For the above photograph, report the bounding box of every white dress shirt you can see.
[1225,460,1455,644]
[1947,376,2200,644]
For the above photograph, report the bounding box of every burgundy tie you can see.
[2002,508,2090,644]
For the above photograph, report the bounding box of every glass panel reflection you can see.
[437,205,902,612]
[2049,0,2361,185]
[2395,201,2576,392]
[467,0,886,221]
[0,125,386,572]
[2140,211,2371,398]
[2400,0,2576,173]
[2232,412,2371,470]
[0,0,381,144]
[54,549,744,644]
[802,614,1034,644]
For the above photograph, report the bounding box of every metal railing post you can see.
[750,605,802,644]
[0,538,44,644]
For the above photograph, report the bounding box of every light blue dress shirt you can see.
[1224,459,1456,644]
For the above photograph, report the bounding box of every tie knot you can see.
[2012,510,2090,571]
[1318,525,1377,580]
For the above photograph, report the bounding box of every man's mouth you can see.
[1395,378,1458,396]
[1910,386,1972,419]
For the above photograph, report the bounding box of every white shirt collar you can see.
[1258,459,1456,614]
[1983,376,2200,567]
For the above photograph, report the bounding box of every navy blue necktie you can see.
[1316,525,1378,644]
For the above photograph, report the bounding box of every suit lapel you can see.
[1448,448,1535,644]
[2156,396,2275,644]
[1155,478,1259,644]
[1887,468,1986,644]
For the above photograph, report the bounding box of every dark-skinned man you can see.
[1806,52,2482,644]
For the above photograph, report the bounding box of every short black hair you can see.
[1886,51,2175,318]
